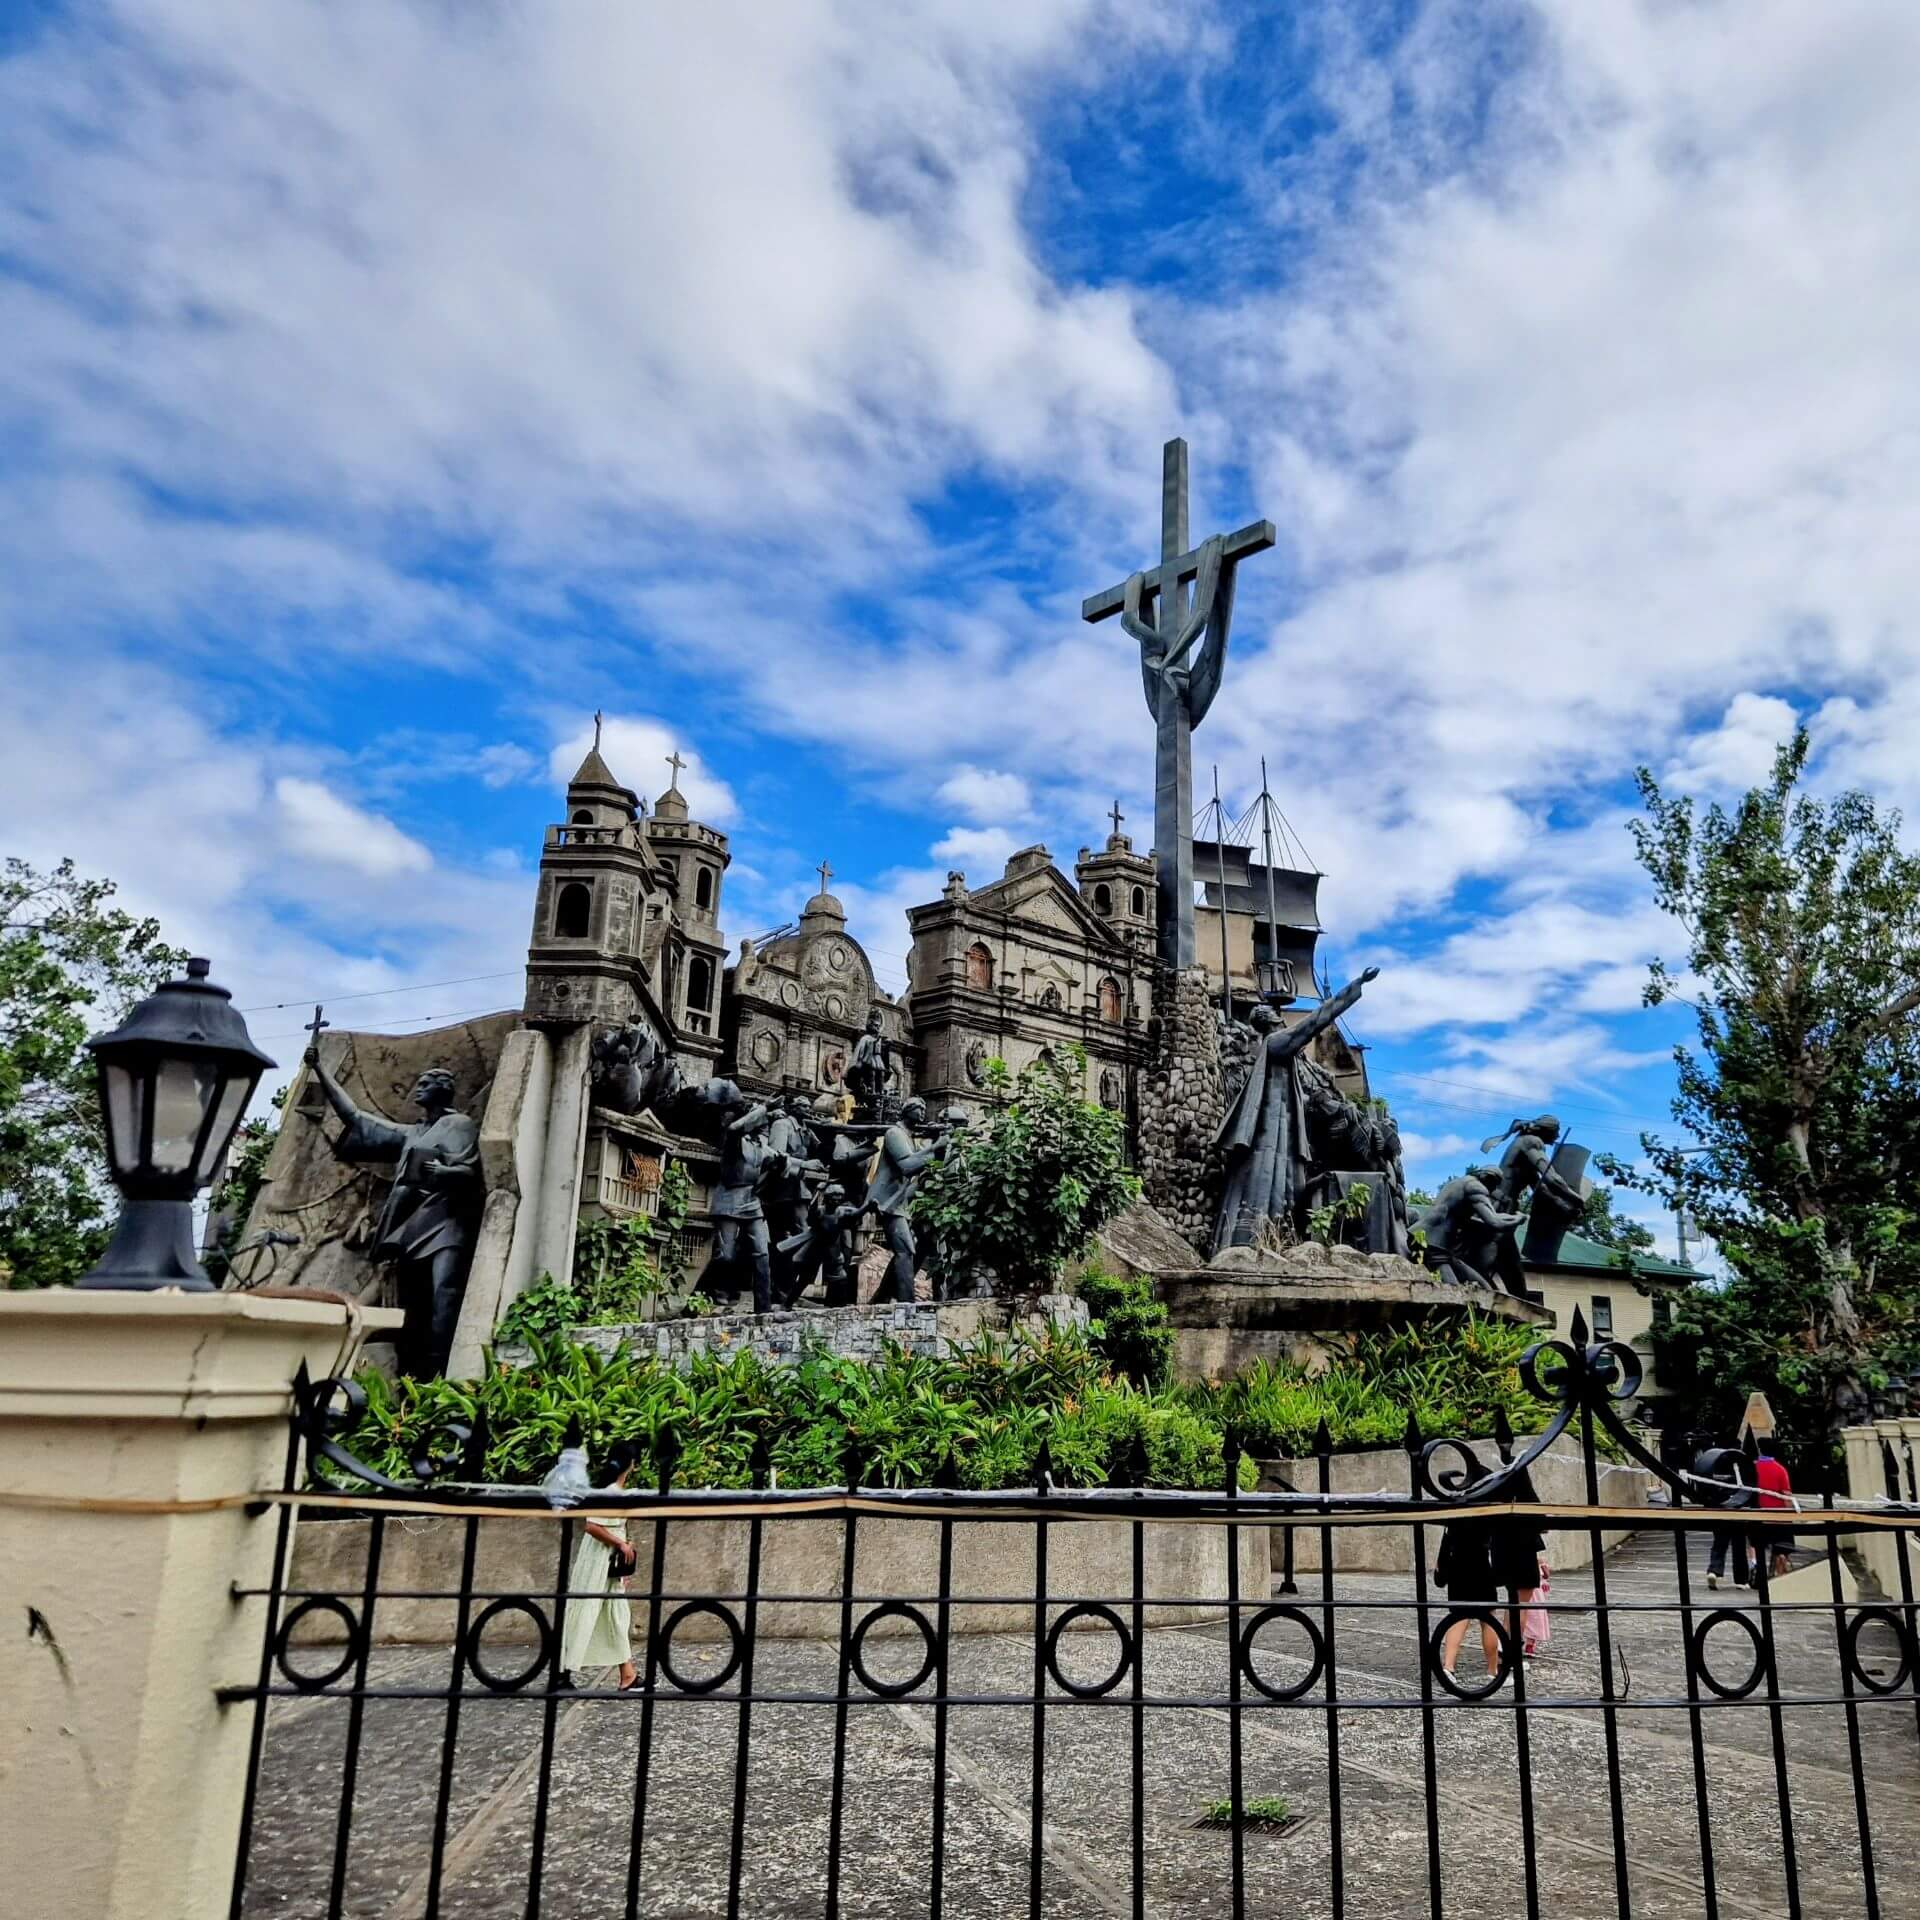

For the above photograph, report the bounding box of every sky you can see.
[6,0,1920,1256]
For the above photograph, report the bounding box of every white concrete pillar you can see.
[0,1289,397,1920]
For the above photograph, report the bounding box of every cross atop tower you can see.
[664,748,686,793]
[1108,799,1125,839]
[592,709,604,752]
[816,858,834,894]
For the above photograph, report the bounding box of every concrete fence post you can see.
[0,1289,397,1919]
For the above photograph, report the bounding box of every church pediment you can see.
[969,864,1122,950]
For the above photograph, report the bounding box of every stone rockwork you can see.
[506,1294,1089,1373]
[1134,964,1227,1248]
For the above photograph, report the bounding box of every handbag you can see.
[1521,1564,1551,1655]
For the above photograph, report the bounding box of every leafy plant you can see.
[1306,1179,1372,1249]
[1195,1795,1293,1832]
[912,1047,1139,1296]
[1079,1267,1174,1390]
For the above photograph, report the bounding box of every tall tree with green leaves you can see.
[1,859,188,1287]
[1605,731,1920,1449]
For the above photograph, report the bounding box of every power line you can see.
[239,970,522,1014]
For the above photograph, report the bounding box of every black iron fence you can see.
[225,1332,1920,1920]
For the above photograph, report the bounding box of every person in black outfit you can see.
[1436,1464,1545,1681]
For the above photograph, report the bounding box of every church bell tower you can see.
[524,729,655,1028]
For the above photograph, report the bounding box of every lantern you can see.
[79,957,276,1291]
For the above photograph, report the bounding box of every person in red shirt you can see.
[1753,1451,1796,1578]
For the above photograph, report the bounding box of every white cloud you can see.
[274,777,432,878]
[1664,693,1800,794]
[547,717,738,827]
[930,825,1025,872]
[937,764,1033,824]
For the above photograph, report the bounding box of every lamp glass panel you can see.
[101,1061,145,1176]
[150,1055,218,1176]
[195,1073,255,1183]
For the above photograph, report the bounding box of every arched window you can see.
[571,809,593,826]
[554,881,592,939]
[1099,976,1123,1022]
[695,866,714,911]
[966,942,994,990]
[1131,885,1147,917]
[687,954,714,1012]
[1093,882,1112,915]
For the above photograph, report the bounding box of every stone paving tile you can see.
[236,1529,1920,1919]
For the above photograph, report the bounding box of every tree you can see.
[1604,731,1920,1452]
[912,1046,1140,1297]
[1559,1183,1655,1254]
[1,859,188,1287]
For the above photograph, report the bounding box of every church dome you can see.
[801,889,847,925]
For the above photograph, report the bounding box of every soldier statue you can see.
[305,1048,483,1378]
[699,1102,788,1316]
[865,1096,938,1304]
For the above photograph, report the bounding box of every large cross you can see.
[1083,439,1274,971]
[664,749,686,791]
[1108,799,1125,839]
[816,858,834,894]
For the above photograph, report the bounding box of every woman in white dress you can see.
[559,1440,640,1690]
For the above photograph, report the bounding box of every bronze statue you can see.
[1212,968,1378,1253]
[777,1180,864,1308]
[304,1048,483,1378]
[845,1008,894,1120]
[1303,1067,1411,1255]
[1481,1114,1591,1262]
[699,1102,788,1316]
[591,1018,681,1118]
[762,1093,817,1298]
[1418,1167,1525,1291]
[865,1095,937,1304]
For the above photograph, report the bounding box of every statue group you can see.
[689,1080,960,1315]
[1207,973,1588,1290]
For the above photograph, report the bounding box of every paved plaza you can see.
[241,1530,1920,1919]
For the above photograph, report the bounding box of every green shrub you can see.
[1079,1267,1175,1390]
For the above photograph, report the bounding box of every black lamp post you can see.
[78,956,276,1292]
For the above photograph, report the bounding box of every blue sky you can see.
[7,1,1920,1252]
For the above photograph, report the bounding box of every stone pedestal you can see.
[1156,1243,1549,1382]
[0,1288,397,1920]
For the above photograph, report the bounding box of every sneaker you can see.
[1706,1572,1719,1590]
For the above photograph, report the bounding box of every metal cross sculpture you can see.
[1083,439,1274,970]
[664,748,686,791]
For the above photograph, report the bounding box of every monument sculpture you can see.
[865,1095,938,1304]
[1481,1114,1593,1263]
[1212,967,1379,1253]
[777,1180,864,1308]
[762,1093,817,1297]
[1303,1065,1412,1256]
[304,1038,483,1378]
[590,1017,681,1118]
[699,1101,788,1316]
[845,1007,895,1120]
[1083,439,1276,969]
[1418,1167,1526,1292]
